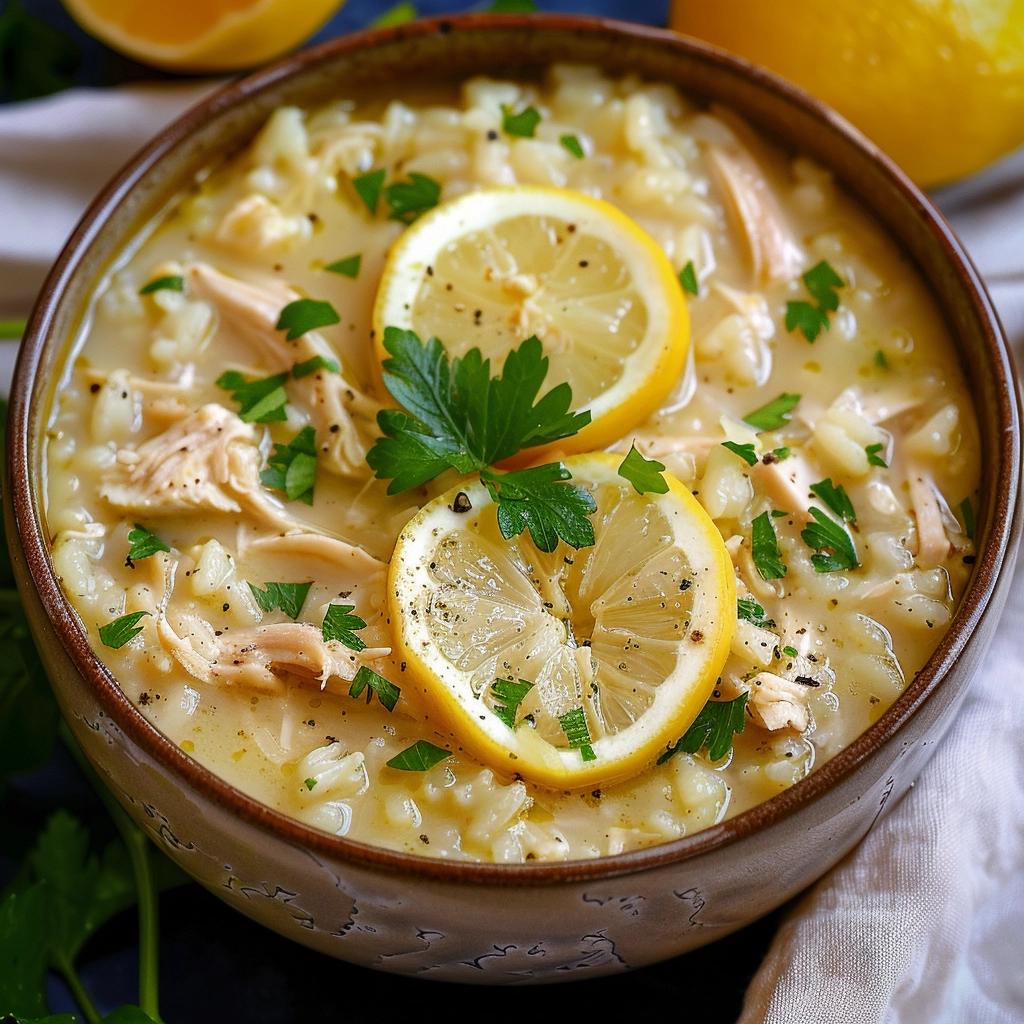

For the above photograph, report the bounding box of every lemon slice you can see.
[373,186,689,458]
[389,454,734,789]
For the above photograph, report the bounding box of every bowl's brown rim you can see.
[8,13,1021,887]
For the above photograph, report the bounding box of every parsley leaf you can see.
[370,1,418,26]
[772,446,791,461]
[99,611,149,650]
[487,0,537,10]
[865,442,888,467]
[678,260,699,296]
[722,440,758,466]
[658,693,748,764]
[785,300,830,342]
[558,706,596,761]
[737,597,775,629]
[782,645,798,658]
[216,370,289,423]
[501,104,541,138]
[491,678,534,728]
[352,168,386,214]
[260,425,317,505]
[809,478,857,523]
[751,511,787,580]
[0,0,79,103]
[324,254,361,278]
[0,883,49,1017]
[275,298,340,341]
[248,581,312,620]
[874,349,890,371]
[743,392,801,432]
[292,354,340,378]
[125,525,169,567]
[385,172,441,224]
[803,260,845,311]
[801,507,859,572]
[617,444,669,495]
[138,275,183,296]
[387,739,451,771]
[959,497,975,540]
[304,777,318,790]
[321,603,368,651]
[560,133,585,158]
[349,665,401,712]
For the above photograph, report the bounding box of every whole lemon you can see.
[670,0,1024,186]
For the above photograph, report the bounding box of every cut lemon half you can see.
[373,186,689,458]
[389,453,734,789]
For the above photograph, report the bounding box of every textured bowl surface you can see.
[6,14,1021,982]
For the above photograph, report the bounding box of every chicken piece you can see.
[241,531,385,586]
[100,403,301,531]
[746,671,812,732]
[908,465,951,568]
[186,262,380,479]
[157,615,390,695]
[751,451,815,524]
[83,367,192,426]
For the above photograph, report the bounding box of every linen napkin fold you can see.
[1,86,1021,1023]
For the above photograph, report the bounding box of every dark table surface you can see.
[4,1,783,1019]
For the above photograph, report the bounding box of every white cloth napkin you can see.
[2,86,1021,1022]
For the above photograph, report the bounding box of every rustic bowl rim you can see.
[8,12,1021,886]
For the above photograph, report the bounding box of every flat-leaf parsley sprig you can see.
[366,327,596,552]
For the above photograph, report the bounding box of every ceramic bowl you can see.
[6,14,1021,983]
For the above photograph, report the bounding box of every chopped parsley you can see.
[771,446,791,461]
[658,693,748,764]
[216,370,288,423]
[865,442,888,467]
[617,444,668,495]
[487,0,537,10]
[501,103,541,138]
[874,349,890,371]
[737,597,775,629]
[786,260,845,342]
[782,645,798,658]
[751,511,787,580]
[678,260,699,296]
[138,275,183,295]
[560,133,585,158]
[98,610,149,650]
[558,706,596,762]
[304,777,318,791]
[743,392,801,432]
[321,603,367,652]
[385,172,441,224]
[275,298,340,341]
[248,581,312,620]
[260,425,317,505]
[491,678,534,728]
[809,478,857,523]
[801,508,859,573]
[785,301,830,342]
[722,440,758,466]
[125,524,169,567]
[292,354,340,378]
[349,665,400,712]
[324,254,361,278]
[803,260,845,311]
[370,1,417,26]
[386,739,451,771]
[959,497,975,540]
[352,168,386,214]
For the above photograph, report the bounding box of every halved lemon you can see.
[373,186,689,458]
[389,453,734,789]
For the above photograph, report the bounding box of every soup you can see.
[44,65,978,862]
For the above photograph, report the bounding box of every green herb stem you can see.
[55,952,102,1024]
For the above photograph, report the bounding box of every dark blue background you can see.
[11,2,782,1018]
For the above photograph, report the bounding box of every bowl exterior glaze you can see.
[6,15,1021,982]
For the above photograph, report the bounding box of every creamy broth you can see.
[44,66,978,861]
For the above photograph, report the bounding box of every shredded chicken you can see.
[908,465,951,568]
[186,262,380,478]
[751,452,815,524]
[746,671,812,732]
[241,531,384,582]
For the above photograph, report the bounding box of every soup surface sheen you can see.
[45,67,979,862]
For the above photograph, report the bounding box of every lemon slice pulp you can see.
[389,454,734,789]
[373,186,689,457]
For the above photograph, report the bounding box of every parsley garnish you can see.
[260,425,317,505]
[98,611,149,650]
[321,603,367,651]
[352,168,386,214]
[558,706,596,761]
[304,777,318,790]
[959,497,975,540]
[216,370,288,423]
[874,349,890,371]
[782,645,798,658]
[385,172,441,224]
[487,0,537,10]
[125,524,169,568]
[0,0,80,103]
[292,354,340,378]
[743,392,801,431]
[560,133,585,159]
[501,104,541,138]
[349,665,400,712]
[324,254,361,278]
[139,275,183,295]
[809,478,856,523]
[772,446,791,461]
[276,298,340,340]
[722,440,758,466]
[737,597,775,629]
[865,442,888,467]
[751,511,787,580]
[785,301,830,342]
[490,678,533,728]
[786,260,845,342]
[801,508,859,572]
[386,739,451,771]
[366,328,595,552]
[617,444,668,495]
[370,1,417,26]
[248,581,312,620]
[678,261,699,296]
[658,693,748,764]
